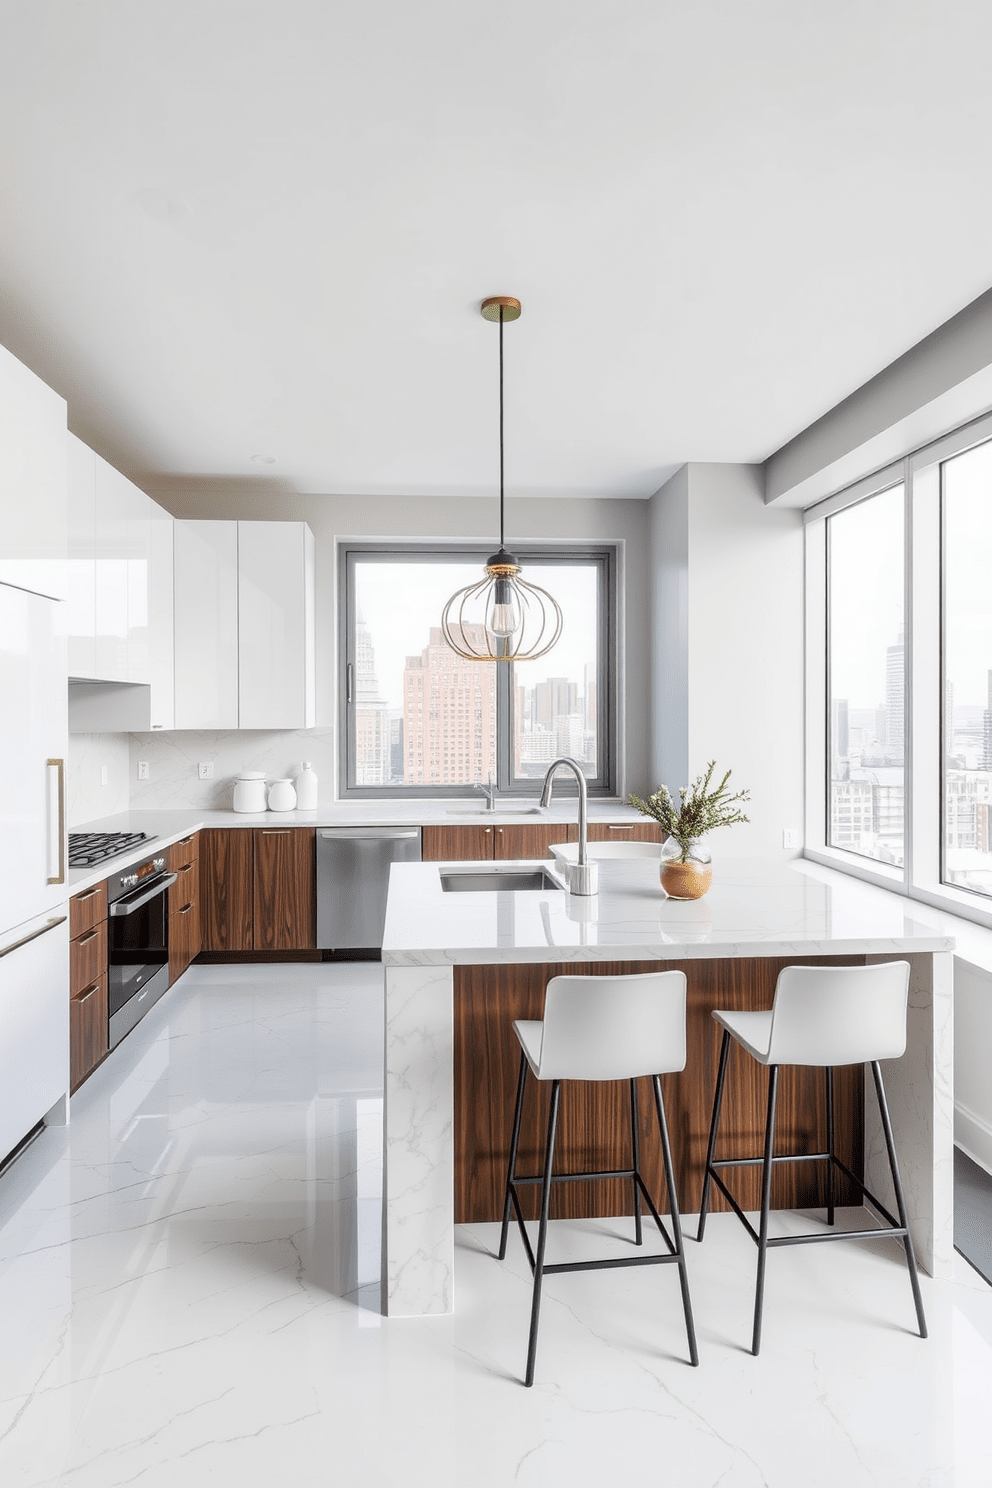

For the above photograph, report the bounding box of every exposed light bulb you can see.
[487,579,521,638]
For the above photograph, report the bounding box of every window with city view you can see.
[341,546,613,795]
[942,442,992,899]
[827,485,905,866]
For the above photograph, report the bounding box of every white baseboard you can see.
[955,1101,992,1178]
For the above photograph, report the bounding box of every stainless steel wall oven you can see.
[107,852,176,1047]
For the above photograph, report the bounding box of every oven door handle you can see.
[109,873,178,917]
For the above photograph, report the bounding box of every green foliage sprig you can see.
[629,761,751,861]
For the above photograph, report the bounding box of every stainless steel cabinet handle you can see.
[0,915,66,959]
[180,903,193,915]
[261,829,291,834]
[109,873,178,916]
[346,661,354,703]
[77,928,99,945]
[77,886,100,901]
[607,824,635,830]
[47,758,66,885]
[77,981,99,1003]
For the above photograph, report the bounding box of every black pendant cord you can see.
[499,306,505,549]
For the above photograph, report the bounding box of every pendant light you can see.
[440,296,563,663]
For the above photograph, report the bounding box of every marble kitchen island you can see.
[381,855,955,1318]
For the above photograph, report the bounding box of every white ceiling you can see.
[4,1,992,500]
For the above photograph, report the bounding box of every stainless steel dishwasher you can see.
[316,826,422,950]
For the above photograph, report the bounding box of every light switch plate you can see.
[782,827,800,850]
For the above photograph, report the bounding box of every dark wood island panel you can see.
[453,956,865,1224]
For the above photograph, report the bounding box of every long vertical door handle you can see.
[47,757,66,885]
[346,662,354,704]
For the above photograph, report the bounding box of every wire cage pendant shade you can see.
[440,297,564,663]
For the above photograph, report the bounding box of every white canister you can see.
[268,778,297,812]
[233,772,267,813]
[295,761,318,811]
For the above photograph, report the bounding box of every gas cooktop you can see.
[68,831,157,868]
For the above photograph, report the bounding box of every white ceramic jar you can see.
[294,761,318,810]
[233,772,267,813]
[267,778,297,812]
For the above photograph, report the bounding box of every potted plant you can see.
[629,761,751,899]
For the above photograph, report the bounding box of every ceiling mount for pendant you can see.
[440,296,563,664]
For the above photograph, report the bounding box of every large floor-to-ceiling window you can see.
[807,413,992,926]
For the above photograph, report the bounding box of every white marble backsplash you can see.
[67,733,131,828]
[127,729,337,811]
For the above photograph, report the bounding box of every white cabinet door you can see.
[0,587,68,931]
[94,456,130,683]
[66,435,96,678]
[174,521,239,728]
[237,521,315,729]
[125,480,150,685]
[0,918,69,1163]
[147,497,174,729]
[0,345,67,602]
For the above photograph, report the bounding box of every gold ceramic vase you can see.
[659,837,712,900]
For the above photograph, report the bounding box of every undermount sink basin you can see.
[439,866,562,893]
[444,806,545,818]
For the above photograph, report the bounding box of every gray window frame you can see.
[337,540,619,800]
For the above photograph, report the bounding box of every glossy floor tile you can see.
[1,963,990,1487]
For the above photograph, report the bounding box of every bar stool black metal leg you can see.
[653,1074,699,1366]
[871,1061,928,1340]
[524,1081,561,1387]
[826,1065,835,1226]
[752,1064,779,1356]
[499,1051,528,1261]
[697,1029,731,1241]
[630,1078,643,1246]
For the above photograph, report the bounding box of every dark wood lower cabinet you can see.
[586,821,662,843]
[169,899,201,982]
[494,823,576,858]
[199,829,254,951]
[253,828,315,950]
[70,974,108,1093]
[453,955,865,1225]
[422,824,495,860]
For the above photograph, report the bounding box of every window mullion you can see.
[907,462,941,893]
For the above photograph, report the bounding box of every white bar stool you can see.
[498,970,698,1387]
[696,960,928,1354]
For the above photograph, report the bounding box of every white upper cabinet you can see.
[66,435,96,677]
[238,521,315,729]
[0,344,67,601]
[174,520,239,729]
[174,520,315,730]
[147,499,174,729]
[67,441,173,710]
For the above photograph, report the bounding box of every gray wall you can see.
[145,483,653,796]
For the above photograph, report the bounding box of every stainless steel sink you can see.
[440,867,562,893]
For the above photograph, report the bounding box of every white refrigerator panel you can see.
[0,586,68,933]
[174,520,239,729]
[0,916,69,1161]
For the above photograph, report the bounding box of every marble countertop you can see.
[65,801,642,895]
[381,855,958,965]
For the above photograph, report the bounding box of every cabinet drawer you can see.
[70,973,108,1092]
[70,923,107,995]
[169,898,201,983]
[168,834,198,871]
[69,881,108,938]
[168,858,199,916]
[586,822,662,843]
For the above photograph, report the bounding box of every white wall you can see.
[144,483,653,797]
[648,463,805,858]
[128,729,335,811]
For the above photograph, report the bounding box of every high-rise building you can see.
[355,613,390,785]
[885,626,905,762]
[535,678,578,730]
[403,627,496,784]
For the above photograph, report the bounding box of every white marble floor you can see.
[1,963,990,1488]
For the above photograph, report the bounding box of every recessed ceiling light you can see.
[250,454,276,465]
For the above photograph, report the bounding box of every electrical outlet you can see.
[198,761,214,780]
[100,765,108,787]
[782,828,800,850]
[137,761,150,781]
